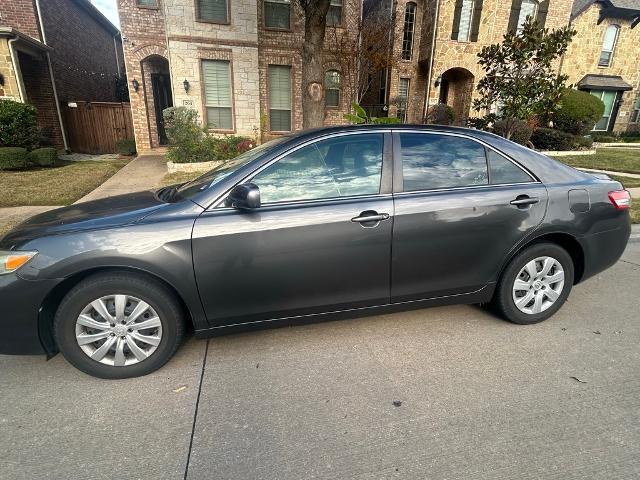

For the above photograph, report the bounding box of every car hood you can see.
[0,190,166,249]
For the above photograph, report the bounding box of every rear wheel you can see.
[54,272,185,379]
[494,242,574,324]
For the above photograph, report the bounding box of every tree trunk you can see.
[301,0,331,129]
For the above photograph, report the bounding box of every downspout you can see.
[423,0,441,121]
[7,37,26,102]
[34,0,70,151]
[114,34,121,77]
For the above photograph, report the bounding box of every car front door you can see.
[391,131,548,302]
[192,132,393,327]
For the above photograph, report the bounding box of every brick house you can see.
[117,0,359,151]
[362,0,575,124]
[0,0,125,149]
[559,0,640,133]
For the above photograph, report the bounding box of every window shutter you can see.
[536,0,549,27]
[203,61,231,107]
[451,0,463,40]
[469,0,483,42]
[507,0,523,33]
[269,66,292,110]
[198,0,227,22]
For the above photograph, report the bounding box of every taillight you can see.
[608,190,631,210]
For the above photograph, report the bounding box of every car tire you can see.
[493,242,574,325]
[54,271,185,379]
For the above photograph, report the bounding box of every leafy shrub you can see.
[592,134,618,143]
[493,118,533,145]
[29,147,58,167]
[115,138,137,156]
[0,147,30,170]
[552,89,604,135]
[618,131,640,142]
[531,128,575,151]
[0,100,39,149]
[164,107,256,163]
[344,102,400,125]
[574,136,593,149]
[425,103,455,125]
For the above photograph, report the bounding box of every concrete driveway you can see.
[1,240,639,480]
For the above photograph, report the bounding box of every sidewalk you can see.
[76,152,167,203]
[0,152,167,237]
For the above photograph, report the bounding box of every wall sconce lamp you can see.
[183,79,190,93]
[132,79,140,92]
[434,75,442,88]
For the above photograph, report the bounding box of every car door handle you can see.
[510,196,539,206]
[351,212,390,223]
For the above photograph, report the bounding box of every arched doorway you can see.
[438,68,474,125]
[141,55,172,146]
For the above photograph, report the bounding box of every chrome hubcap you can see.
[512,256,565,315]
[75,294,162,367]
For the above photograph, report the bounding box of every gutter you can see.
[424,0,441,121]
[7,37,26,102]
[35,0,70,151]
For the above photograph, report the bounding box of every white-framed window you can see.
[327,0,343,26]
[264,0,291,29]
[325,70,341,107]
[401,3,417,60]
[598,25,620,67]
[397,78,410,122]
[590,90,617,131]
[202,60,233,130]
[457,0,475,41]
[516,0,538,34]
[137,0,157,6]
[268,65,292,132]
[631,95,640,123]
[197,0,228,23]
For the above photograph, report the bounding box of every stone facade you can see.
[118,0,359,150]
[560,3,640,133]
[364,0,575,124]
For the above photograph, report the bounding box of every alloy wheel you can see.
[75,294,163,366]
[512,256,565,315]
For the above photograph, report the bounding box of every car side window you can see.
[399,133,488,192]
[252,134,384,204]
[487,150,533,184]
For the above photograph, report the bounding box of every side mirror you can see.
[227,183,261,209]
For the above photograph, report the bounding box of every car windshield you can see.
[172,136,290,200]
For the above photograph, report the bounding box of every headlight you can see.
[0,250,38,275]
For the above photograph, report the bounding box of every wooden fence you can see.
[62,101,134,154]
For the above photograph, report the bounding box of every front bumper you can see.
[0,273,59,355]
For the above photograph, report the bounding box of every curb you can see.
[167,160,223,173]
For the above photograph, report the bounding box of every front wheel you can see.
[54,272,185,379]
[493,242,574,325]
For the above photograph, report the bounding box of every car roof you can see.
[283,123,487,141]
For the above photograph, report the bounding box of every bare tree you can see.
[325,11,397,109]
[295,0,332,129]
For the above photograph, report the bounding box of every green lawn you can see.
[608,175,640,189]
[557,148,640,174]
[0,159,129,207]
[158,171,202,187]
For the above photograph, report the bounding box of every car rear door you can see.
[192,131,394,327]
[391,130,548,302]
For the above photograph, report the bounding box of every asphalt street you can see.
[1,238,639,480]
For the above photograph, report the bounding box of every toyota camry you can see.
[0,125,631,378]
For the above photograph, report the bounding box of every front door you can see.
[391,131,548,302]
[151,74,173,145]
[192,132,394,327]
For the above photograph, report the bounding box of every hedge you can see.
[552,89,605,135]
[0,100,39,149]
[493,118,533,146]
[531,128,575,151]
[0,147,30,170]
[29,147,58,167]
